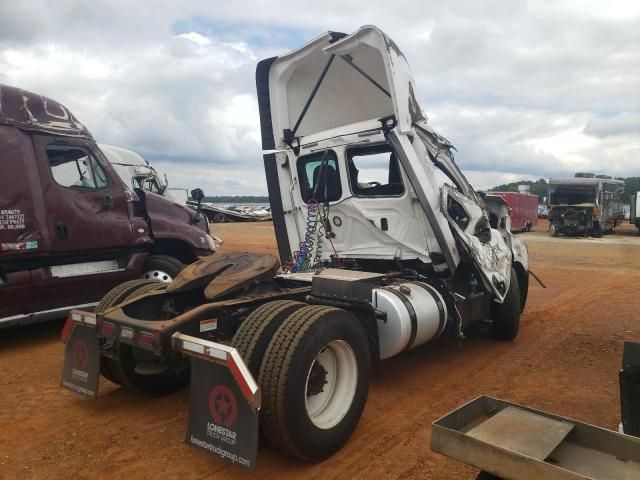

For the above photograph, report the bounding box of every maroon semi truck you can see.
[0,84,218,329]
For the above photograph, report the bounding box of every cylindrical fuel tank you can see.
[372,281,447,359]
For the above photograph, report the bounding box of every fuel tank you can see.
[372,282,447,359]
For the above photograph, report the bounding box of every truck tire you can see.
[121,281,167,302]
[231,300,306,377]
[107,345,189,395]
[96,279,158,315]
[592,222,603,238]
[95,279,159,383]
[141,254,184,283]
[259,305,371,461]
[476,472,502,480]
[491,268,521,341]
[96,279,171,393]
[101,282,187,394]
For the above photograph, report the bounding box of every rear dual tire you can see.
[96,271,185,394]
[232,300,306,377]
[256,304,371,461]
[96,279,163,384]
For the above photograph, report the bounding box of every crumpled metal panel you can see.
[166,253,280,300]
[0,84,91,138]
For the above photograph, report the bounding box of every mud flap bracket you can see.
[172,333,260,471]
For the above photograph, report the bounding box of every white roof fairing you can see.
[548,177,624,186]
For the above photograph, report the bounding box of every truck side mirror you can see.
[190,188,205,224]
[191,189,205,202]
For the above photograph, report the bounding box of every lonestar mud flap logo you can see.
[206,385,239,445]
[71,340,90,382]
[186,358,259,471]
[60,324,99,398]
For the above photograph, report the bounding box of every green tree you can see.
[488,179,548,203]
[623,177,640,203]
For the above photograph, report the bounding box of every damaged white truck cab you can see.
[258,25,528,318]
[61,25,530,467]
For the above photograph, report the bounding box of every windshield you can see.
[549,185,596,205]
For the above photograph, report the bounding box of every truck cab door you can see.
[29,135,135,311]
[0,126,48,322]
[33,135,133,253]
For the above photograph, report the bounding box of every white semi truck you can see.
[630,192,640,232]
[61,25,529,469]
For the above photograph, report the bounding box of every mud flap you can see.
[172,333,260,471]
[620,341,640,437]
[60,310,100,397]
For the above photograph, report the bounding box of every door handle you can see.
[101,195,114,211]
[55,221,69,241]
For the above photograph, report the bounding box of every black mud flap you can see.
[620,341,640,437]
[60,310,100,397]
[172,333,260,471]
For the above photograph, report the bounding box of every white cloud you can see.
[583,112,640,139]
[0,0,638,195]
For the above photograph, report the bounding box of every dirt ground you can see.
[1,219,639,479]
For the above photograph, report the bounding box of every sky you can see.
[1,0,639,195]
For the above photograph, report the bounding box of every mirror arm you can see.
[193,199,202,224]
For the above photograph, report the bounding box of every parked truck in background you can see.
[0,85,219,329]
[100,144,191,207]
[487,185,539,232]
[61,26,530,468]
[548,173,624,237]
[630,192,640,232]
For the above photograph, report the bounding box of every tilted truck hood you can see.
[257,25,427,150]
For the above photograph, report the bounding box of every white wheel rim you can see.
[305,340,358,430]
[140,270,173,283]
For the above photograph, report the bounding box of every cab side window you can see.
[296,150,341,203]
[347,144,404,196]
[47,147,109,190]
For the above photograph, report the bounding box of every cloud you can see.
[0,0,638,195]
[583,112,640,138]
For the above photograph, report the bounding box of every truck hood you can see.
[257,25,426,150]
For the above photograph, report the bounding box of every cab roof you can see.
[548,177,624,186]
[0,84,92,139]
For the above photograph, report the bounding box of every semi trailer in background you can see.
[487,185,539,232]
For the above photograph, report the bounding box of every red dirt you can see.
[1,220,639,479]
